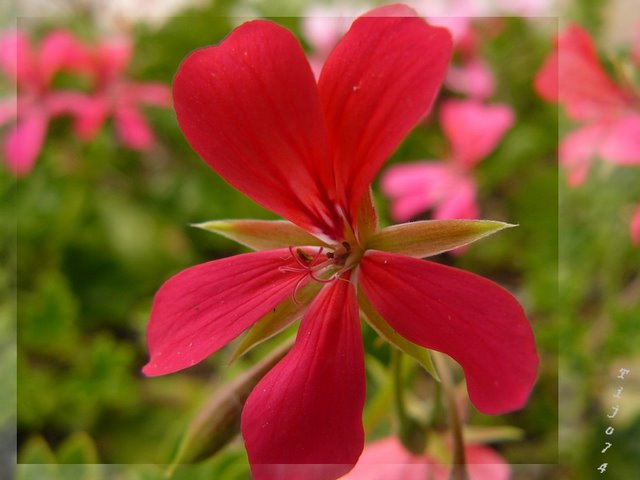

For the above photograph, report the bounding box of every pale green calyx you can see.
[365,219,515,258]
[191,219,327,251]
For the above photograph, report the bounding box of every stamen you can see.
[291,274,308,305]
[296,247,314,263]
[281,243,356,303]
[309,269,336,284]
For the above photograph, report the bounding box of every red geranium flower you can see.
[144,5,538,479]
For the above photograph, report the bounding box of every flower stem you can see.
[165,338,294,477]
[392,348,426,455]
[392,347,409,424]
[432,352,469,480]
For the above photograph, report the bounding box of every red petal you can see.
[143,249,315,376]
[174,21,341,240]
[241,276,365,480]
[318,6,452,224]
[441,99,514,169]
[358,252,538,415]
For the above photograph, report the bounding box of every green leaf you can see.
[56,432,99,464]
[366,219,515,258]
[18,436,58,480]
[192,219,327,250]
[358,292,439,381]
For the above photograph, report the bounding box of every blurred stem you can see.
[433,352,469,480]
[165,338,294,478]
[392,348,409,426]
[430,374,445,429]
[392,348,426,455]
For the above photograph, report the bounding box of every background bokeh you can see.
[1,0,639,479]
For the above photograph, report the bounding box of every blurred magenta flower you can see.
[0,29,86,175]
[341,436,510,480]
[382,99,514,222]
[70,37,171,150]
[535,24,640,185]
[144,5,537,478]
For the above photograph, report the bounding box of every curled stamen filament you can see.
[279,246,339,304]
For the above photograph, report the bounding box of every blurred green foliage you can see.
[4,0,638,479]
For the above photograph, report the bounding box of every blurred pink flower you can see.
[382,99,514,222]
[341,436,510,480]
[0,29,86,176]
[410,0,553,18]
[70,37,171,150]
[409,1,497,99]
[301,5,362,78]
[446,56,495,100]
[535,24,640,185]
[631,205,640,245]
[300,1,496,100]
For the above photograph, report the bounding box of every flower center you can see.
[279,242,362,303]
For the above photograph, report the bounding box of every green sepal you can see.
[228,282,323,364]
[358,291,440,381]
[366,219,515,258]
[192,219,327,250]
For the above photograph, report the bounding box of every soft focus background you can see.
[1,0,638,479]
